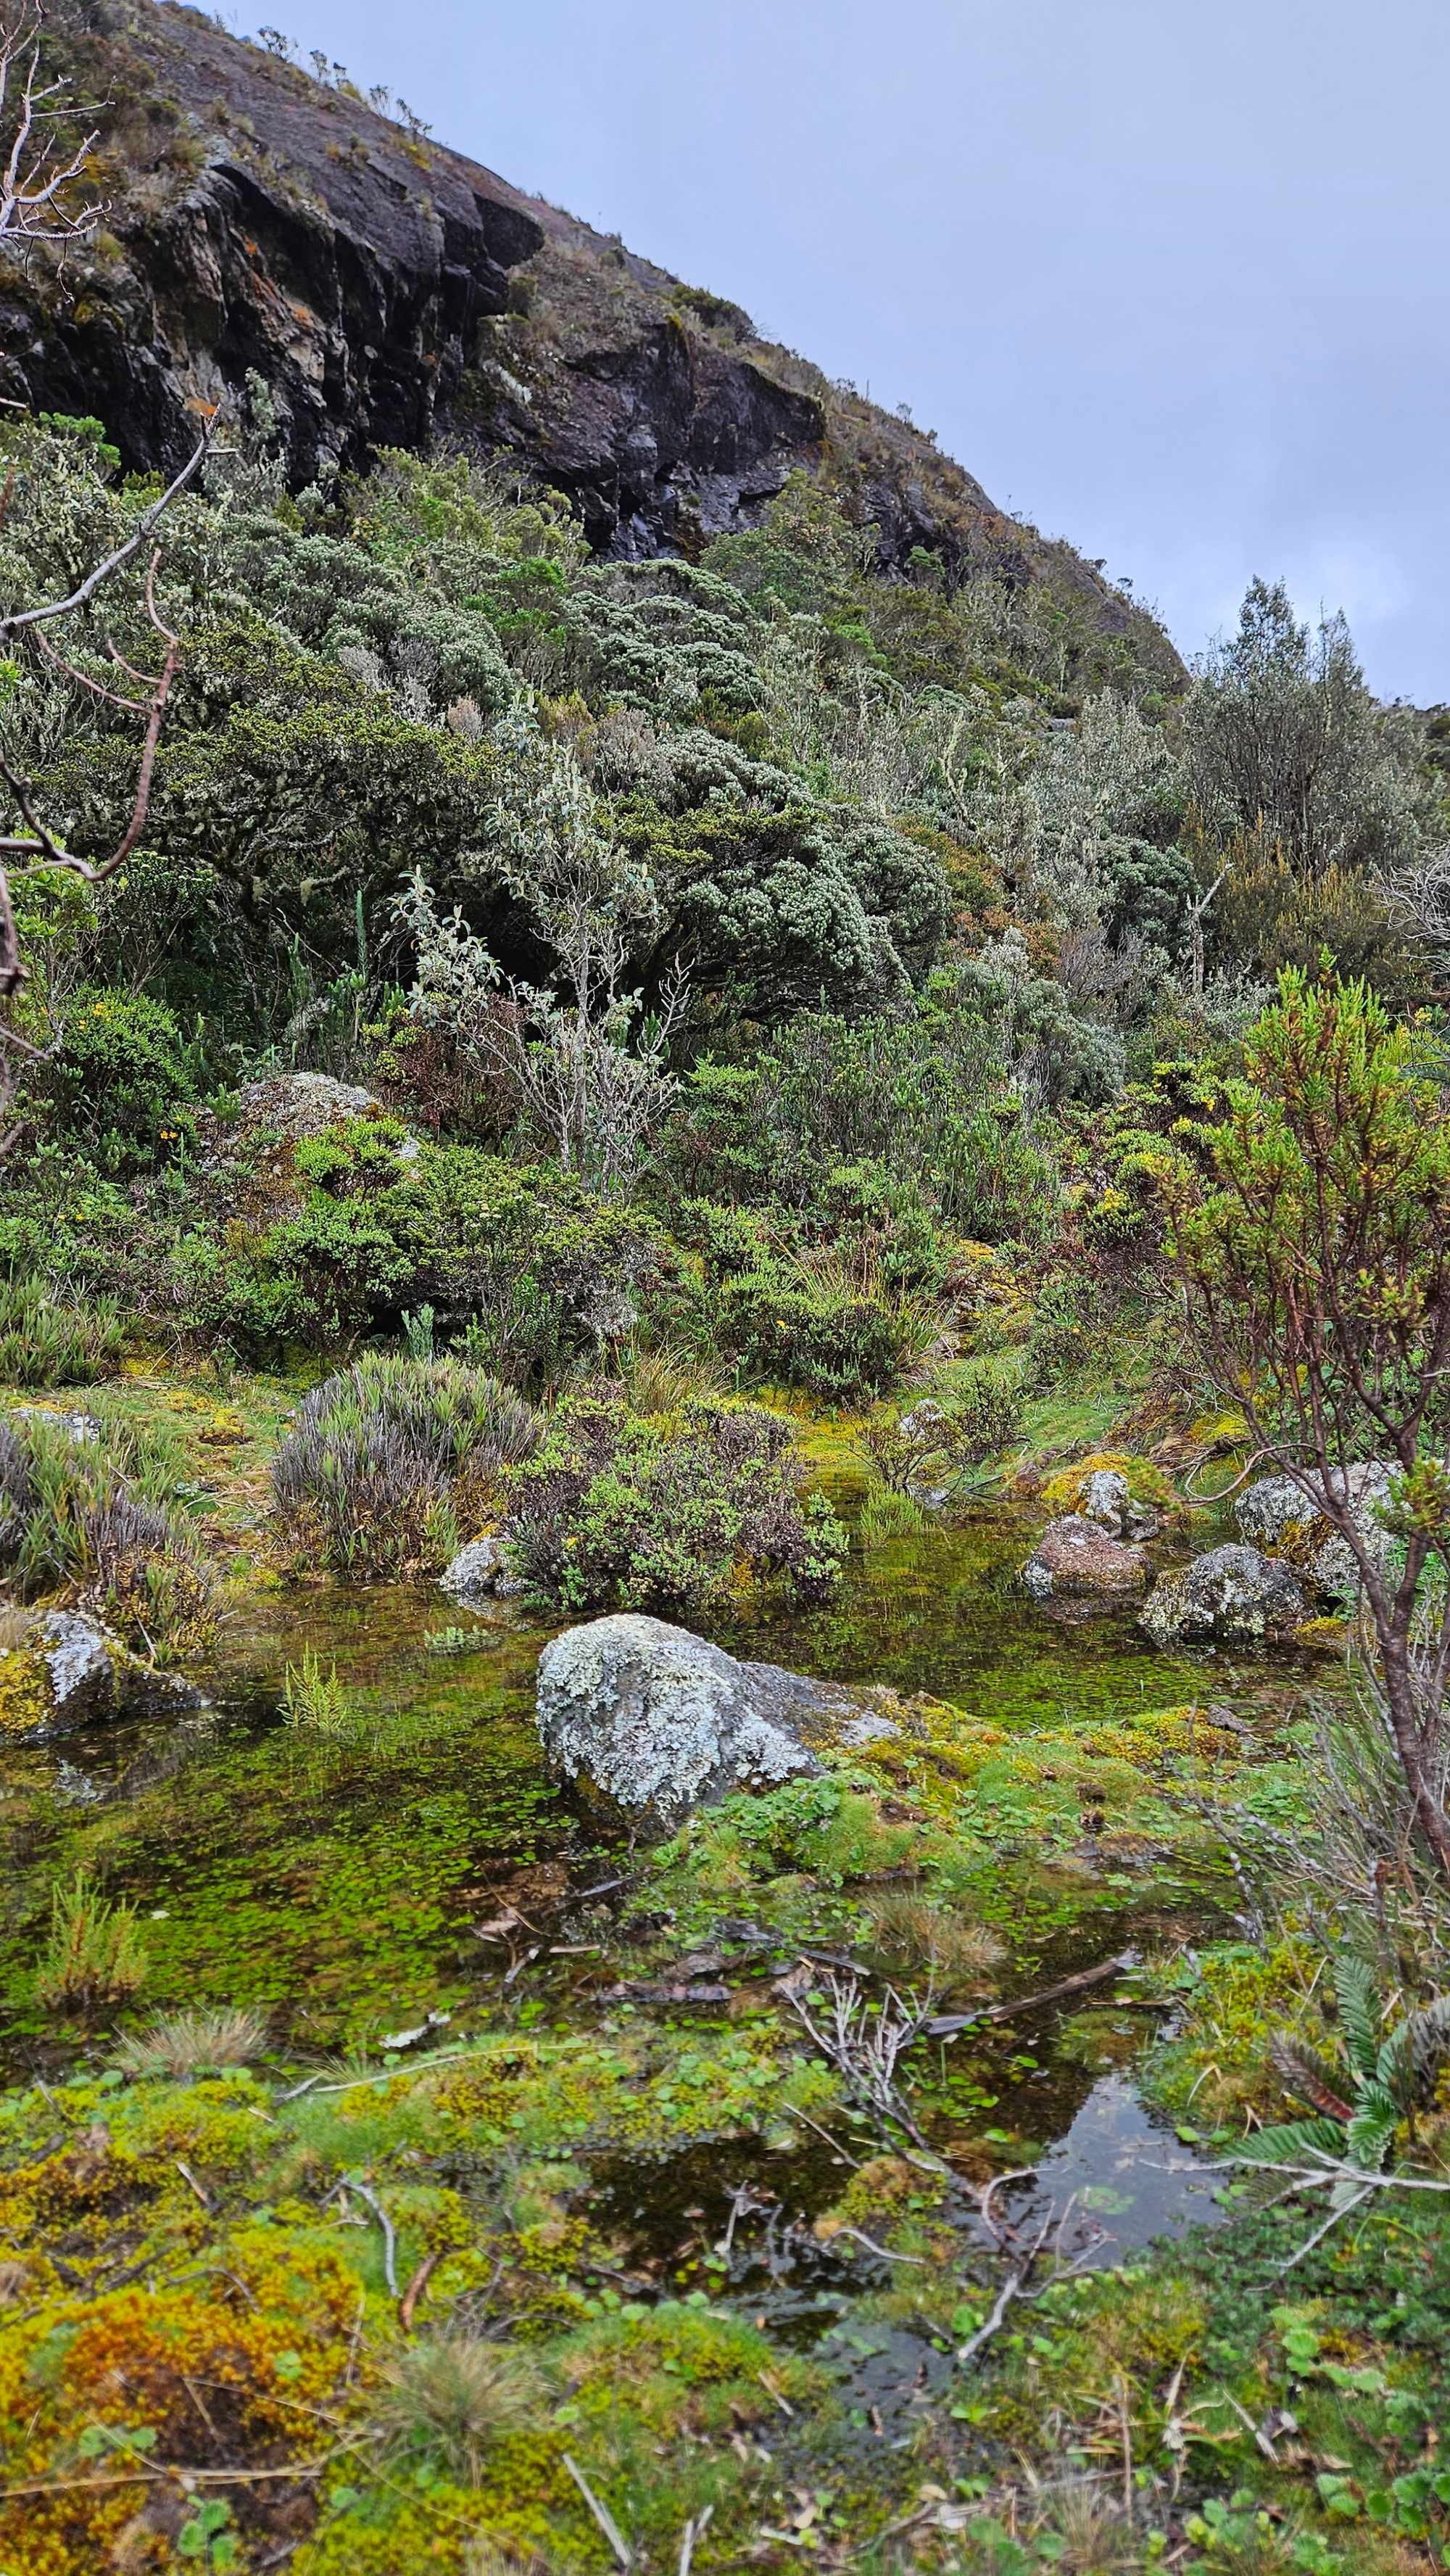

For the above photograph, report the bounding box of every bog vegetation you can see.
[1,195,1450,2576]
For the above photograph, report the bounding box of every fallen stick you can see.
[563,2453,633,2568]
[924,1952,1133,2037]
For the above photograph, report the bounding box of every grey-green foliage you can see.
[1240,1954,1450,2194]
[217,515,513,727]
[539,558,768,718]
[956,931,1127,1105]
[1186,578,1437,882]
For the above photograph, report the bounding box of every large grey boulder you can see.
[1138,1545,1308,1648]
[534,1614,851,1823]
[1022,1514,1151,1600]
[1233,1464,1394,1602]
[0,1609,204,1741]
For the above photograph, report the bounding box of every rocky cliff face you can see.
[1,1,1174,668]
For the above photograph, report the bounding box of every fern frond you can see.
[1230,2116,1347,2167]
[1343,2091,1401,2174]
[1333,1954,1382,2081]
[1270,2034,1354,2120]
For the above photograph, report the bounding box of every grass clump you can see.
[272,1352,539,1576]
[373,2336,548,2484]
[36,1870,148,2007]
[111,2004,269,2077]
[500,1381,847,1614]
[863,1886,1005,1991]
[0,1276,124,1387]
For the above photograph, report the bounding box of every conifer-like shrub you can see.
[272,1353,539,1576]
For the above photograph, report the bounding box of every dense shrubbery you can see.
[499,1383,847,1613]
[1,411,1444,1446]
[271,1353,539,1575]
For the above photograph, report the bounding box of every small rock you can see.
[535,1612,848,1824]
[1021,1515,1151,1600]
[1138,1545,1308,1647]
[441,1536,507,1602]
[0,1609,204,1742]
[9,1407,102,1445]
[1079,1467,1158,1542]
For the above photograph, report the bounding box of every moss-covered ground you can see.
[1,1366,1445,2573]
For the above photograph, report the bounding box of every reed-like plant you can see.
[272,1354,538,1576]
[281,1646,351,1733]
[112,2005,268,2077]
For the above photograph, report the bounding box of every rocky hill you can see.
[1,0,1177,675]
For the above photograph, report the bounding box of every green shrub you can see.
[692,1218,939,1400]
[272,1353,539,1576]
[51,983,194,1157]
[500,1382,846,1614]
[0,1277,124,1387]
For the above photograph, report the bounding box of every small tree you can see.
[1166,969,1450,1881]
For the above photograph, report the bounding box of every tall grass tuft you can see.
[864,1888,1004,1992]
[374,2337,547,2485]
[0,1409,215,1655]
[272,1354,538,1576]
[112,2005,268,2078]
[0,1277,124,1388]
[36,1872,148,2009]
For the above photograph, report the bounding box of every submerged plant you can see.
[111,2005,269,2078]
[373,2335,547,2485]
[272,1353,538,1575]
[37,1872,147,2008]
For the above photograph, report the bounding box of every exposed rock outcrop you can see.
[0,1609,204,1741]
[1233,1465,1393,1603]
[1138,1545,1308,1648]
[1021,1515,1151,1600]
[441,1536,520,1602]
[1,3,1180,666]
[534,1612,887,1822]
[1078,1469,1159,1543]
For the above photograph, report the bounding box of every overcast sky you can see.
[242,0,1450,703]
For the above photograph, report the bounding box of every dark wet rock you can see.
[1233,1464,1393,1602]
[534,1611,891,1822]
[2,4,1181,668]
[0,1609,205,1742]
[1138,1545,1309,1647]
[441,1536,506,1602]
[1021,1516,1151,1600]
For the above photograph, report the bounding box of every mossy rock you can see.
[1039,1449,1175,1516]
[0,1610,203,1741]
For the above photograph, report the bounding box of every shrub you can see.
[0,1411,215,1654]
[51,984,194,1157]
[500,1383,847,1614]
[36,1871,147,2008]
[0,1278,125,1387]
[272,1353,539,1576]
[695,1219,941,1400]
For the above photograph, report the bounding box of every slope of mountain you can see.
[1,0,1178,677]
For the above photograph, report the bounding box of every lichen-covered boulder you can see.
[1021,1515,1151,1600]
[1079,1468,1159,1542]
[1233,1464,1393,1602]
[0,1610,204,1741]
[1138,1545,1308,1647]
[535,1613,850,1822]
